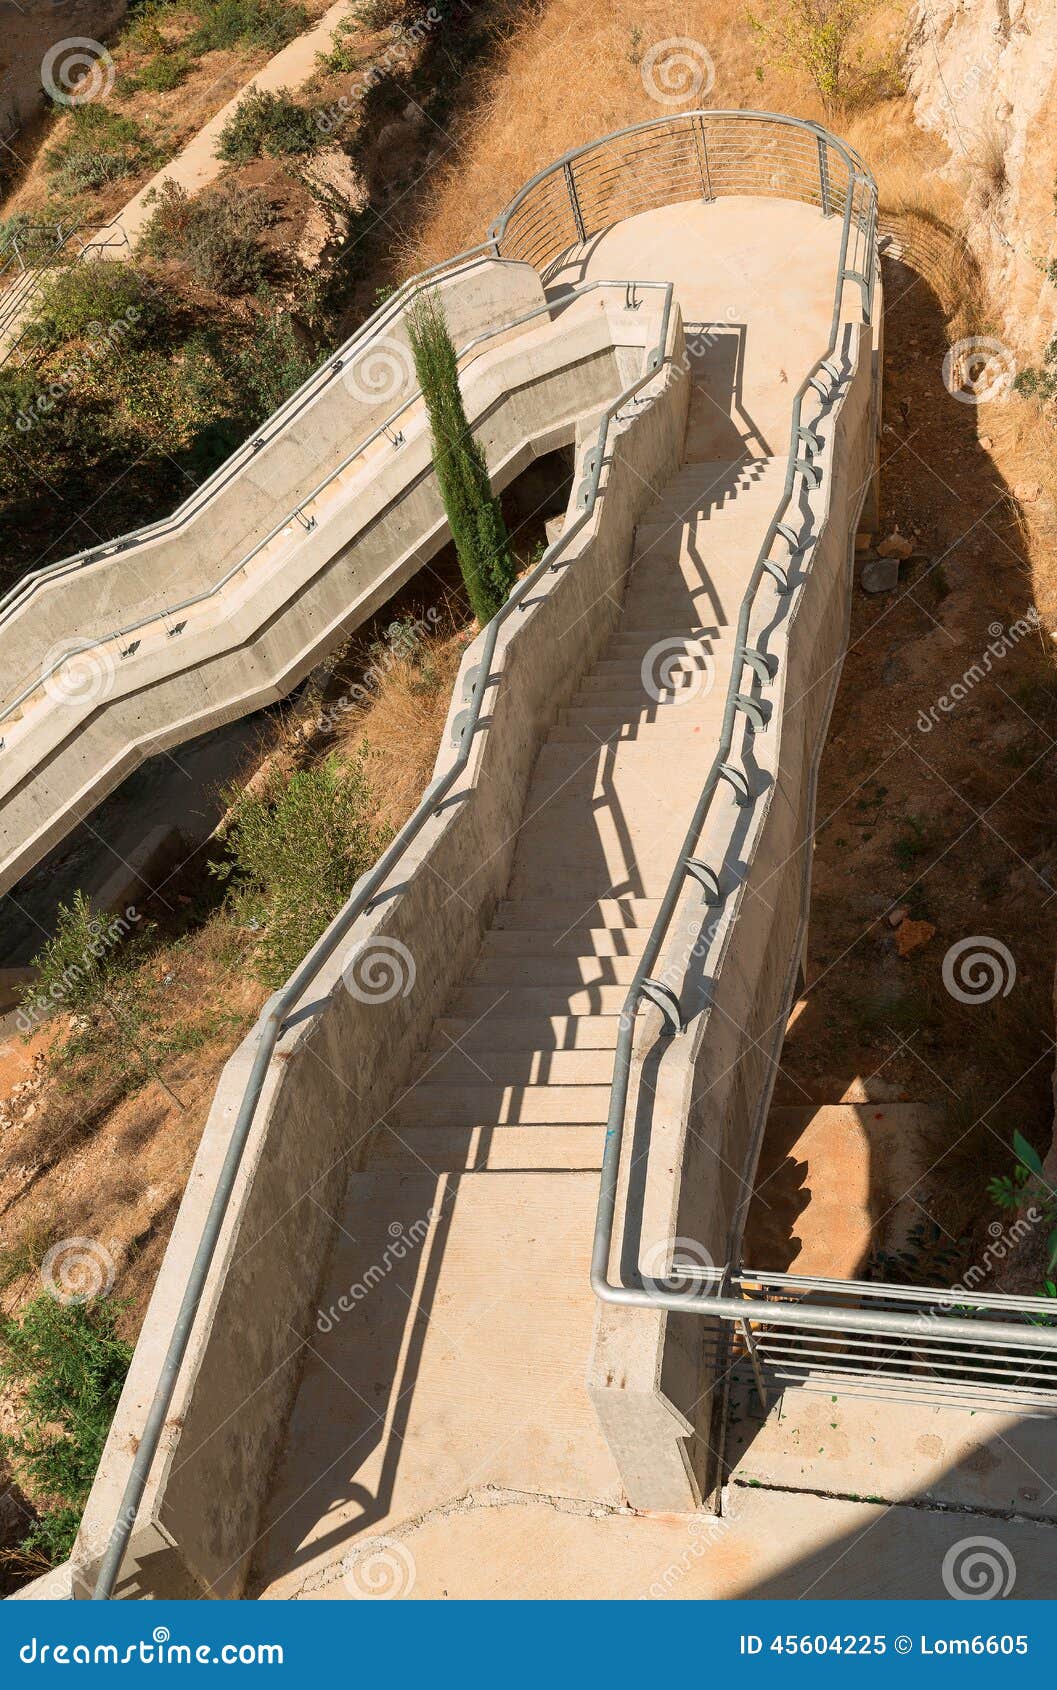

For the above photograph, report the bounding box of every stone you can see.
[861,555,900,593]
[896,917,935,957]
[877,530,915,559]
[1014,482,1042,505]
[888,905,910,927]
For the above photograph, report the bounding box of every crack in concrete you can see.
[731,1475,1057,1532]
[292,1485,633,1598]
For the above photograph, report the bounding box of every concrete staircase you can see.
[254,425,795,1592]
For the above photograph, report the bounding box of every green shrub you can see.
[189,0,308,53]
[216,87,321,163]
[406,290,516,624]
[134,48,194,92]
[138,179,274,295]
[226,306,317,419]
[1,1296,132,1566]
[317,16,362,74]
[212,750,391,985]
[747,0,881,115]
[44,104,159,194]
[26,262,159,352]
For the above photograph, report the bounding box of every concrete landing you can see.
[293,1487,1057,1600]
[727,1380,1057,1527]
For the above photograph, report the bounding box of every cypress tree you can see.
[406,291,516,625]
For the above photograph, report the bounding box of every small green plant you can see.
[217,87,322,163]
[138,179,275,295]
[134,48,194,93]
[988,1129,1057,1273]
[44,104,159,194]
[1,1295,132,1566]
[23,891,183,1108]
[892,815,930,871]
[1014,334,1057,403]
[747,0,880,115]
[212,749,391,985]
[318,14,362,74]
[406,290,517,624]
[189,0,308,53]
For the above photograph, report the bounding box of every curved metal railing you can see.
[84,110,881,1596]
[586,137,1057,1385]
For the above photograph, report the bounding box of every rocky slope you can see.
[904,0,1057,355]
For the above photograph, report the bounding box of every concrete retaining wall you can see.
[69,312,689,1599]
[0,272,660,893]
[587,310,881,1512]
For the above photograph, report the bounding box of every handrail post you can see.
[693,115,713,203]
[563,160,587,245]
[816,134,833,217]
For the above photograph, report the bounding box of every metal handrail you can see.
[587,147,1057,1356]
[86,109,883,1597]
[88,278,675,1600]
[0,279,649,735]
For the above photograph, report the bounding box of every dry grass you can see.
[405,0,906,269]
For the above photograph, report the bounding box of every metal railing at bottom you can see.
[706,1271,1057,1417]
[86,280,676,1601]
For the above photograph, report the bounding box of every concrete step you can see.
[525,744,716,806]
[545,720,721,745]
[368,1122,606,1171]
[586,657,714,682]
[417,1043,620,1086]
[467,953,640,987]
[495,897,660,929]
[567,683,720,709]
[557,704,726,732]
[390,1083,613,1127]
[449,983,630,1018]
[432,1012,622,1051]
[481,927,647,957]
[603,628,717,655]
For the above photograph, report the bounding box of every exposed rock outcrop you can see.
[904,0,1057,354]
